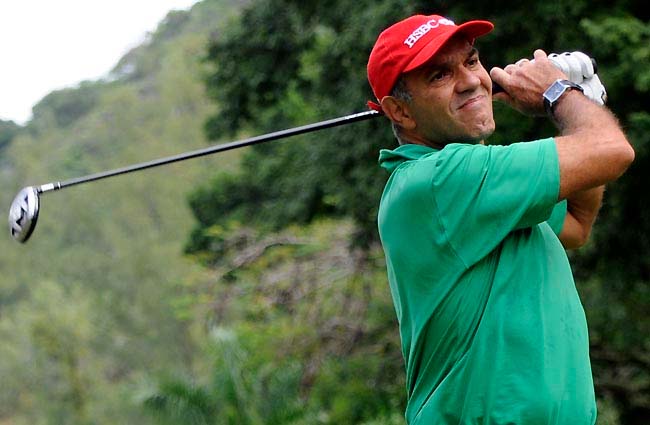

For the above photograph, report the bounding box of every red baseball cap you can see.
[367,15,494,112]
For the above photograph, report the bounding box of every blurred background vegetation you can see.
[1,0,648,423]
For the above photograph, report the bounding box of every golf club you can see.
[8,110,380,243]
[8,52,602,244]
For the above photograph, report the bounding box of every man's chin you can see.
[454,126,494,145]
[469,120,495,143]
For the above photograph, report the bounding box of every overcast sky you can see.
[0,0,199,124]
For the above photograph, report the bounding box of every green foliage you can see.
[0,1,245,424]
[203,0,314,137]
[196,0,419,249]
[144,328,305,425]
[0,280,99,424]
[0,119,20,152]
[145,378,218,425]
[154,219,404,424]
[566,16,650,423]
[30,81,104,130]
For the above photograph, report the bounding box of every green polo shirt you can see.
[377,139,596,424]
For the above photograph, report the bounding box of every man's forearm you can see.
[564,185,605,246]
[567,185,604,221]
[552,92,633,199]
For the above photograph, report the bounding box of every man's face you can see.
[402,36,495,145]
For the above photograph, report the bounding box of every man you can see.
[367,14,634,424]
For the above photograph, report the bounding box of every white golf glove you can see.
[548,51,595,83]
[547,51,607,105]
[578,73,608,105]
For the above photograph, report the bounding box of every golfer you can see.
[367,14,634,424]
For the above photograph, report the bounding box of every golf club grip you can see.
[492,81,504,94]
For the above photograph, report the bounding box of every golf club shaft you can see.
[37,110,381,194]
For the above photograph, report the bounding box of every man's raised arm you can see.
[490,49,634,248]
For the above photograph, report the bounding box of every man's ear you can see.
[380,96,416,131]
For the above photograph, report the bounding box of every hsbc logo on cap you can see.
[403,18,455,48]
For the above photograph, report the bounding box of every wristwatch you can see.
[543,79,584,116]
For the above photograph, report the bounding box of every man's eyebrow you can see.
[434,46,478,67]
[419,46,479,73]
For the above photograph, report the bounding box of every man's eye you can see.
[429,71,447,82]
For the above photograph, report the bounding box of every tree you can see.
[0,119,20,152]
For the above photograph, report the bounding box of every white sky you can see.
[0,0,200,125]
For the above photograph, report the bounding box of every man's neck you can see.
[398,130,446,150]
[399,132,486,148]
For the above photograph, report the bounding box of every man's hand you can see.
[490,49,566,116]
[491,50,607,108]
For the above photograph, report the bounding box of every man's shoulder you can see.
[436,138,558,170]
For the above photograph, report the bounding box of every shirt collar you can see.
[378,144,437,172]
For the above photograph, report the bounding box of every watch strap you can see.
[543,79,584,117]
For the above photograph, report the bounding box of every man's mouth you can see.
[458,95,485,110]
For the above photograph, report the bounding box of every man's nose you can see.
[456,67,481,92]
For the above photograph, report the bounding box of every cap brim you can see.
[403,20,494,73]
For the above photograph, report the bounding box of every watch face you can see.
[547,81,566,102]
[544,80,583,115]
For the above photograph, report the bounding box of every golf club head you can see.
[9,186,40,243]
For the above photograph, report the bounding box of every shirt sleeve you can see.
[547,200,568,235]
[429,138,561,267]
